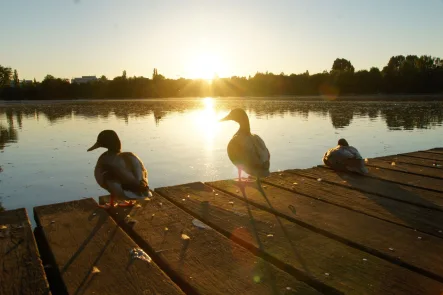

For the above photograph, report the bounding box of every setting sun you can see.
[189,53,224,81]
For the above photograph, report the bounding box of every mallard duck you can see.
[87,130,150,209]
[220,108,270,182]
[322,138,368,174]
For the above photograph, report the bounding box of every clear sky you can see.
[2,0,443,81]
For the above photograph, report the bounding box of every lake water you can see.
[1,98,442,223]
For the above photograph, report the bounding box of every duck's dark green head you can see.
[220,108,250,124]
[338,138,349,146]
[87,130,121,152]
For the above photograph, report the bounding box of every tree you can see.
[0,65,12,87]
[1,54,443,99]
[152,68,165,80]
[383,55,405,74]
[13,70,19,86]
[331,58,354,73]
[152,68,158,79]
[43,74,55,81]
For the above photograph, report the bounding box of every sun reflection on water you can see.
[194,97,220,150]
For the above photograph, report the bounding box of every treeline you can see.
[1,55,442,100]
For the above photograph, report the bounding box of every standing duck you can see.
[322,138,368,174]
[220,108,270,182]
[87,130,150,209]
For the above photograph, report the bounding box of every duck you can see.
[322,138,368,174]
[220,108,270,183]
[87,130,150,209]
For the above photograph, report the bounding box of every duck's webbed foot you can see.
[118,200,136,207]
[97,203,117,209]
[98,194,117,209]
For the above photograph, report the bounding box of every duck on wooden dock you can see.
[87,130,150,209]
[322,138,368,174]
[220,108,271,183]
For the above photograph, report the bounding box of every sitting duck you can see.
[87,130,150,209]
[220,108,270,183]
[323,138,368,174]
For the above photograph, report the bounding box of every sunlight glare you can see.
[203,97,214,109]
[189,53,223,81]
[194,97,219,150]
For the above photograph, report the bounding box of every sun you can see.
[190,53,223,81]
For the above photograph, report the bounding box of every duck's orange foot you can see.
[97,203,116,209]
[118,200,136,207]
[234,177,256,183]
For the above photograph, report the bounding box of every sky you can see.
[2,0,443,81]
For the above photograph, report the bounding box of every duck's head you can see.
[220,108,250,127]
[338,138,349,147]
[87,130,121,152]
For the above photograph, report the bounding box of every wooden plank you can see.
[157,182,443,295]
[426,148,443,154]
[361,165,443,192]
[365,158,443,179]
[207,180,443,284]
[99,194,321,295]
[377,155,442,168]
[34,198,184,295]
[319,164,443,193]
[402,151,443,162]
[262,172,443,238]
[289,167,443,211]
[0,209,50,295]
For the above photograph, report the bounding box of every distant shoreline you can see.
[1,94,443,105]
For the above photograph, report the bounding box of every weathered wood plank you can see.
[289,167,443,211]
[360,165,442,192]
[426,148,443,154]
[318,164,443,192]
[34,198,184,295]
[377,155,441,168]
[402,151,443,161]
[207,179,443,283]
[0,209,50,295]
[262,172,443,238]
[286,167,443,211]
[365,158,443,179]
[157,182,443,295]
[99,194,321,295]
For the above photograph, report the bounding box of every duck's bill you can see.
[219,114,231,122]
[87,142,100,152]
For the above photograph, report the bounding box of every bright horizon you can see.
[2,0,443,81]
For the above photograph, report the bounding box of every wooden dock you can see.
[1,148,443,294]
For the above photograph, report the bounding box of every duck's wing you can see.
[323,146,351,168]
[105,153,142,186]
[120,152,148,184]
[347,146,363,159]
[229,133,270,177]
[119,152,149,197]
[323,146,368,174]
[250,134,270,167]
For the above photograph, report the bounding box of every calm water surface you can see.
[1,99,442,223]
